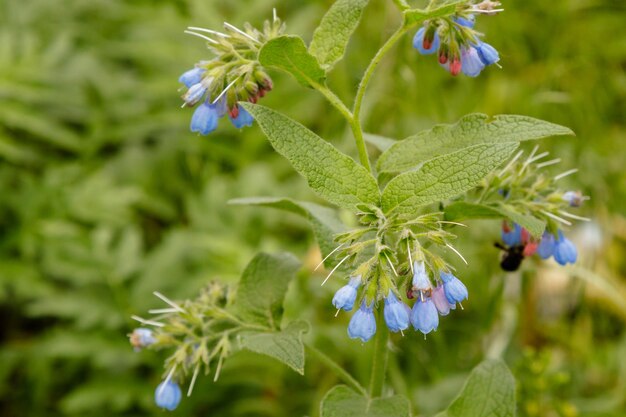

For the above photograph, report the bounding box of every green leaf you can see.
[438,359,516,417]
[259,35,326,87]
[381,142,518,217]
[241,104,380,210]
[309,0,370,70]
[377,114,574,174]
[320,385,410,417]
[228,197,346,266]
[403,1,465,26]
[444,202,546,238]
[239,320,309,375]
[364,133,397,152]
[234,252,301,329]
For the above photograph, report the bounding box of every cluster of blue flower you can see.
[333,262,468,342]
[502,223,578,267]
[178,67,256,135]
[413,14,500,77]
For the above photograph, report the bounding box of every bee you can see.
[494,242,526,271]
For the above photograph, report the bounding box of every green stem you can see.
[305,343,368,396]
[391,0,411,11]
[368,307,389,397]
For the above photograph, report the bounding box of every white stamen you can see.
[384,253,398,276]
[187,26,229,37]
[554,169,578,181]
[153,291,186,313]
[314,243,346,271]
[183,30,218,44]
[400,329,405,337]
[540,210,572,226]
[131,315,164,327]
[273,8,278,22]
[321,255,350,286]
[498,150,524,177]
[180,102,187,109]
[536,158,561,168]
[335,309,341,317]
[520,145,539,174]
[212,77,239,104]
[213,356,224,382]
[407,241,414,275]
[187,364,201,397]
[438,221,468,227]
[148,308,179,314]
[459,302,464,310]
[558,210,591,222]
[223,22,260,43]
[158,365,178,396]
[528,151,549,164]
[446,243,468,265]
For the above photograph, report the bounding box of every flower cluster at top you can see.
[178,13,284,135]
[127,283,241,411]
[475,146,589,271]
[413,1,503,77]
[320,205,471,343]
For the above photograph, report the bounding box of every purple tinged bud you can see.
[453,15,476,28]
[129,328,155,351]
[183,82,207,105]
[537,232,556,259]
[410,297,439,334]
[460,47,485,77]
[178,67,205,88]
[412,261,432,291]
[440,272,468,304]
[502,223,522,246]
[332,276,360,311]
[155,380,182,411]
[229,105,254,129]
[383,292,410,332]
[431,285,451,316]
[348,301,377,342]
[562,191,584,207]
[190,102,219,135]
[476,42,500,66]
[413,27,440,55]
[554,231,577,265]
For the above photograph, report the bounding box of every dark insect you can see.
[494,243,526,271]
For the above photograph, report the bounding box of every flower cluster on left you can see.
[178,14,284,135]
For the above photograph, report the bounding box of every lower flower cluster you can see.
[333,261,468,342]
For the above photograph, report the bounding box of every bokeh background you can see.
[1,0,625,416]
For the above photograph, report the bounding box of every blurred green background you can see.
[1,0,625,416]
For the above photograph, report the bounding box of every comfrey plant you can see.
[130,0,586,414]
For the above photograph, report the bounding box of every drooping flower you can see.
[440,272,468,304]
[229,105,255,129]
[537,232,556,259]
[348,301,377,342]
[410,297,439,335]
[155,380,182,411]
[413,27,440,55]
[460,46,486,77]
[190,102,220,135]
[383,292,410,332]
[562,191,584,207]
[332,276,361,312]
[502,222,522,246]
[475,41,500,66]
[453,14,476,28]
[129,328,155,351]
[178,67,206,88]
[412,261,432,291]
[553,231,577,265]
[182,82,208,106]
[431,284,451,316]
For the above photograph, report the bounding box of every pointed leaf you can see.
[377,114,574,174]
[259,35,326,87]
[309,0,370,70]
[320,385,410,417]
[381,142,519,217]
[239,320,309,375]
[234,252,301,329]
[241,104,380,210]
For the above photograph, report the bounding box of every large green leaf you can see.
[259,35,326,87]
[436,360,516,417]
[381,142,519,218]
[377,114,574,174]
[444,202,546,238]
[241,104,380,210]
[309,0,370,70]
[320,385,410,417]
[228,197,345,267]
[239,320,309,375]
[234,252,301,329]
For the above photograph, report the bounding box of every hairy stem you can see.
[305,343,368,396]
[368,308,389,397]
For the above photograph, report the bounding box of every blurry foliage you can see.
[0,0,624,416]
